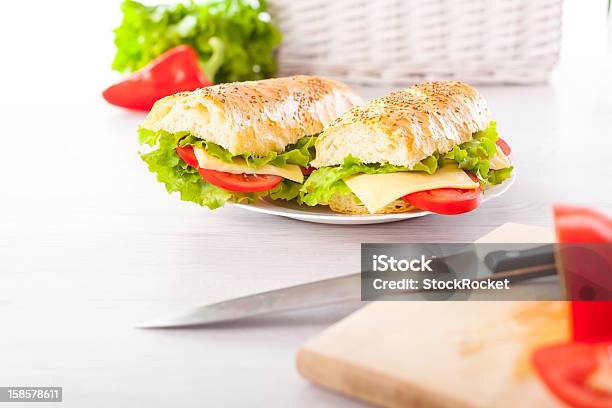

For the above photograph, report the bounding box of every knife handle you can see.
[485,244,555,274]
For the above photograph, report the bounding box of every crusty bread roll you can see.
[311,81,490,168]
[329,194,415,215]
[141,75,362,156]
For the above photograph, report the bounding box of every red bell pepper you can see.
[554,204,612,343]
[103,45,212,111]
[530,206,612,408]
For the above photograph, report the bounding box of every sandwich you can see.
[301,81,513,215]
[138,75,361,209]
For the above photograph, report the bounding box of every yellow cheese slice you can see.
[489,146,511,170]
[343,164,479,214]
[193,147,304,184]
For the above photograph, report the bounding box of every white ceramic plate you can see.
[232,173,515,225]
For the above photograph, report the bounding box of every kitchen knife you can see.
[138,245,558,328]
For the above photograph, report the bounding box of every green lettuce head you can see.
[113,0,282,83]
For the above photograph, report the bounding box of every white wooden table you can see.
[1,2,611,406]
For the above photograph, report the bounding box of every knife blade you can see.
[138,244,559,328]
[138,273,362,328]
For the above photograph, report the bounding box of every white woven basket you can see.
[268,0,562,86]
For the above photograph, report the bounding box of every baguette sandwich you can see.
[139,75,361,209]
[302,81,513,215]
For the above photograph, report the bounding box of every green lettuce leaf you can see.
[300,155,439,206]
[112,0,282,83]
[138,128,264,209]
[269,180,302,201]
[177,134,317,168]
[441,121,512,184]
[301,121,513,207]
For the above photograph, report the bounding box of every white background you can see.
[0,1,611,407]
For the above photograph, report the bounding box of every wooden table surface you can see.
[1,5,611,405]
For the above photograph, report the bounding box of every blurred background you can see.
[0,0,609,103]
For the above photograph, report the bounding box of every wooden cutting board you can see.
[297,223,569,408]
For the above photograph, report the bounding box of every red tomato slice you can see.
[402,174,483,215]
[176,145,282,192]
[532,342,612,408]
[402,188,483,215]
[496,137,512,156]
[197,168,281,192]
[176,146,199,168]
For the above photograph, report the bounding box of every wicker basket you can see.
[268,0,562,86]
